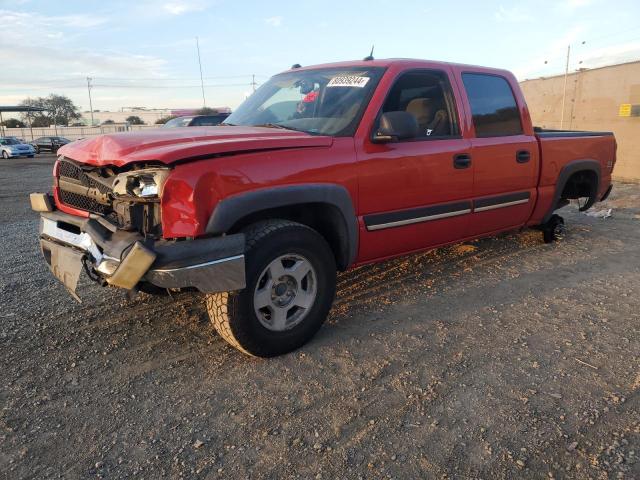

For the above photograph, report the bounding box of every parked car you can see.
[162,114,230,128]
[0,137,35,158]
[32,58,616,357]
[31,136,71,153]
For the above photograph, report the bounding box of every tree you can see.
[19,97,45,124]
[102,119,115,125]
[126,115,145,125]
[31,117,51,127]
[43,94,81,125]
[155,115,176,124]
[195,107,219,115]
[1,119,26,128]
[18,94,81,126]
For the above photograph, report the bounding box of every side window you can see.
[461,73,523,137]
[381,70,459,139]
[192,115,226,126]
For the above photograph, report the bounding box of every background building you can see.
[79,106,232,125]
[520,61,640,182]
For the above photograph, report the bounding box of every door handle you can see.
[453,153,472,169]
[516,150,531,163]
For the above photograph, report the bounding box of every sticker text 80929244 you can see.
[326,76,370,88]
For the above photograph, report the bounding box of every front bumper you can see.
[5,150,34,157]
[37,208,246,300]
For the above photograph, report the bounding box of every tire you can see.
[34,146,40,154]
[205,220,337,357]
[2,151,8,159]
[543,214,565,243]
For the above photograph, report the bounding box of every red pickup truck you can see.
[32,58,616,357]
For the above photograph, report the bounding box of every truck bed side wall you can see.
[528,135,615,225]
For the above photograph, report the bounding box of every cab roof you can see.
[282,58,513,77]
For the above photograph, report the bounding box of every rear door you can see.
[356,68,474,262]
[457,72,539,236]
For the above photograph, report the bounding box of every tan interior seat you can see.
[406,98,449,137]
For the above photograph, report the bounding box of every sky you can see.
[1,0,640,113]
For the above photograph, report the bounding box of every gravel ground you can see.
[1,155,639,479]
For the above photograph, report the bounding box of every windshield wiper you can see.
[253,123,298,131]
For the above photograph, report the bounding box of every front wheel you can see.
[206,220,337,357]
[34,146,40,154]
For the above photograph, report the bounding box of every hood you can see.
[57,126,334,167]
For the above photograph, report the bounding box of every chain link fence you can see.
[1,124,160,142]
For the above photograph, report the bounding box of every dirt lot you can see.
[1,155,639,479]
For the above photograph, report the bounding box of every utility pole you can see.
[196,37,206,107]
[560,45,570,129]
[251,74,257,92]
[86,77,94,126]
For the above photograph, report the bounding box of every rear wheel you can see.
[542,214,565,243]
[205,220,337,357]
[2,150,9,159]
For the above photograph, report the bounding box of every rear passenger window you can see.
[462,73,523,137]
[381,70,459,139]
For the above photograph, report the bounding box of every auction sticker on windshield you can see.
[327,76,370,88]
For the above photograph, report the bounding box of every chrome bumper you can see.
[38,212,245,299]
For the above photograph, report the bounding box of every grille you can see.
[58,159,112,214]
[59,190,109,214]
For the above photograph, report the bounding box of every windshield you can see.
[225,67,385,136]
[163,117,193,128]
[0,138,20,145]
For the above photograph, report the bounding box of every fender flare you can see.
[542,159,601,224]
[206,184,358,267]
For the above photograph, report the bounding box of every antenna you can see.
[363,45,374,61]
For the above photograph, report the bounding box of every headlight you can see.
[113,168,170,198]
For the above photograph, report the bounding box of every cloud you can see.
[0,9,107,29]
[495,6,532,23]
[0,6,165,79]
[512,25,588,79]
[578,41,640,69]
[162,0,209,15]
[264,16,283,27]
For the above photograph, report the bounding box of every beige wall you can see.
[80,110,172,126]
[520,61,640,182]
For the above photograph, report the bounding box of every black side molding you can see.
[474,191,530,211]
[364,201,471,231]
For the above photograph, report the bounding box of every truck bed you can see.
[528,127,616,226]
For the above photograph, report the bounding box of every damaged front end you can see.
[32,157,245,300]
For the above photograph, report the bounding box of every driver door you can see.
[356,69,474,262]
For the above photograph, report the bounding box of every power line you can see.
[195,36,206,107]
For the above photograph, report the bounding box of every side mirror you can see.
[372,111,419,143]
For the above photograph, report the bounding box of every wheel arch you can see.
[206,184,358,270]
[542,159,601,223]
